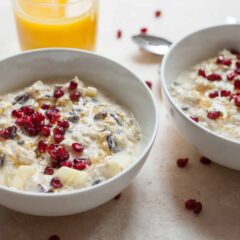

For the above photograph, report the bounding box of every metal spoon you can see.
[132,34,172,56]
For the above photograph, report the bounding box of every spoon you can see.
[132,34,172,56]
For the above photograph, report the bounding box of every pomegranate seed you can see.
[177,158,189,168]
[46,109,61,124]
[200,157,212,165]
[57,120,70,129]
[234,80,240,90]
[114,193,121,200]
[216,55,224,64]
[220,90,231,97]
[53,126,65,135]
[48,235,60,240]
[207,111,222,120]
[140,27,148,34]
[116,30,122,39]
[44,167,54,175]
[50,177,63,189]
[185,199,197,210]
[234,95,240,107]
[236,61,240,68]
[216,56,232,66]
[38,140,48,153]
[207,73,222,81]
[0,129,9,139]
[208,91,219,98]
[190,116,199,122]
[235,68,240,75]
[68,81,78,90]
[60,161,73,168]
[41,104,50,110]
[193,202,203,214]
[41,126,51,137]
[73,158,91,166]
[227,72,237,81]
[54,134,65,143]
[237,53,240,60]
[145,80,152,89]
[11,109,23,118]
[70,91,81,101]
[72,143,84,153]
[49,146,69,163]
[15,117,25,126]
[20,106,35,116]
[155,10,161,18]
[73,162,86,170]
[53,88,64,98]
[198,69,206,78]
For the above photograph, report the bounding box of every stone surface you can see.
[1,0,240,239]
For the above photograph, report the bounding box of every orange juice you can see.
[14,0,98,50]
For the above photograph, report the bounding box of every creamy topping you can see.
[0,77,141,193]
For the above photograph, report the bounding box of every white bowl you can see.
[0,49,158,216]
[161,24,240,170]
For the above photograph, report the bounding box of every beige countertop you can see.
[1,0,240,239]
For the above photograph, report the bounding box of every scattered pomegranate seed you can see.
[20,106,35,116]
[50,177,63,189]
[48,235,60,240]
[73,158,91,166]
[193,202,203,214]
[155,10,161,18]
[53,88,64,98]
[185,199,197,210]
[61,161,73,168]
[53,126,65,135]
[44,167,54,175]
[70,91,81,101]
[236,61,240,68]
[207,73,222,81]
[41,104,50,110]
[227,72,237,81]
[200,157,212,165]
[145,80,152,89]
[0,126,17,139]
[216,56,232,66]
[220,90,231,97]
[46,109,61,124]
[48,145,69,163]
[38,140,48,153]
[234,80,240,90]
[190,116,199,122]
[68,81,78,90]
[114,193,121,200]
[176,158,189,168]
[116,30,122,39]
[140,27,148,34]
[72,143,84,153]
[73,162,86,170]
[223,59,232,66]
[11,109,23,118]
[41,126,51,137]
[208,91,219,98]
[216,55,224,64]
[54,134,65,143]
[234,95,240,107]
[235,68,240,75]
[207,111,222,120]
[198,69,206,78]
[57,120,70,129]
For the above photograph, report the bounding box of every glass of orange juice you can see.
[13,0,98,51]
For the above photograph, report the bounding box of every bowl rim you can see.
[0,48,159,197]
[160,24,240,146]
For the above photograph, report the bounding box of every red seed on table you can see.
[207,111,222,120]
[116,30,122,39]
[198,69,206,78]
[50,177,63,189]
[227,72,237,81]
[207,73,222,81]
[145,80,152,89]
[114,193,121,200]
[185,199,197,210]
[208,91,219,98]
[190,116,199,122]
[140,27,148,34]
[193,201,203,214]
[200,157,212,165]
[53,88,64,98]
[68,81,78,90]
[234,80,240,90]
[48,235,60,240]
[155,10,161,18]
[220,90,231,97]
[177,158,189,168]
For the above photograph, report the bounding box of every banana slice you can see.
[11,166,36,190]
[55,167,88,187]
[105,159,122,178]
